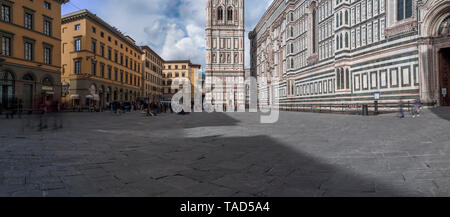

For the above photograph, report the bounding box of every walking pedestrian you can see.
[399,100,405,119]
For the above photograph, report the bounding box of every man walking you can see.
[399,100,405,119]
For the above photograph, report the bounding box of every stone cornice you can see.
[62,10,142,54]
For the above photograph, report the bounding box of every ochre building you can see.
[0,0,68,112]
[61,9,143,110]
[141,45,163,102]
[163,60,201,102]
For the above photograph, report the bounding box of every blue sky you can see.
[62,0,274,69]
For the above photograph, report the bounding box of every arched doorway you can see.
[41,76,54,102]
[420,1,450,106]
[439,48,450,106]
[22,73,35,111]
[0,71,14,110]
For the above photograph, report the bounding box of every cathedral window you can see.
[218,7,223,21]
[227,7,233,21]
[345,32,349,48]
[397,0,413,21]
[312,8,317,53]
[345,10,349,25]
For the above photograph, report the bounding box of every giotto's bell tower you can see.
[206,0,245,86]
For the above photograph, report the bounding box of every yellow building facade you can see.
[141,45,163,102]
[162,60,201,103]
[0,0,68,112]
[61,9,143,110]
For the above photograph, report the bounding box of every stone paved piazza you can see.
[1,109,450,197]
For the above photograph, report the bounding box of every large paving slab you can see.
[0,108,449,197]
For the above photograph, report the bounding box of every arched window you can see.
[23,74,34,81]
[340,68,345,90]
[290,27,294,37]
[336,69,341,90]
[290,13,294,22]
[227,7,233,21]
[345,10,349,25]
[345,69,350,89]
[290,59,294,69]
[340,33,343,49]
[217,7,223,21]
[312,8,317,53]
[345,32,349,48]
[42,77,53,87]
[336,36,340,50]
[340,11,343,26]
[291,43,294,53]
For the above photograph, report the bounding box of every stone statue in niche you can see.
[439,17,450,36]
[440,21,450,36]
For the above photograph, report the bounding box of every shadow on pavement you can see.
[0,111,410,197]
[162,134,404,197]
[430,107,450,121]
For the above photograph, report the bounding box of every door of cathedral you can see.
[439,48,450,106]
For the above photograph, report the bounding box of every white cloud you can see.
[63,0,274,69]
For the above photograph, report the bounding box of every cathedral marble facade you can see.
[249,0,450,111]
[206,0,245,106]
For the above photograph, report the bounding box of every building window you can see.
[44,19,52,36]
[24,42,33,61]
[91,61,97,76]
[100,44,105,57]
[1,36,11,56]
[75,24,80,30]
[397,0,413,21]
[44,47,51,65]
[44,1,51,9]
[92,27,96,33]
[100,63,105,78]
[108,66,112,79]
[108,48,112,60]
[114,68,118,81]
[227,7,233,21]
[24,13,33,30]
[91,39,96,54]
[74,59,81,74]
[75,39,81,51]
[217,7,223,21]
[1,5,11,23]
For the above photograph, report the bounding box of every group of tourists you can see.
[107,100,173,117]
[0,97,23,119]
[1,96,64,131]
